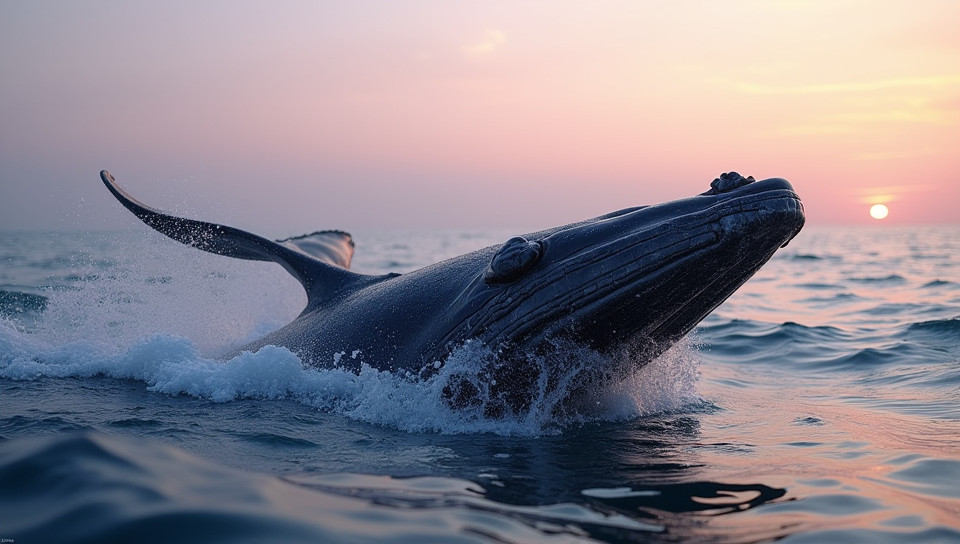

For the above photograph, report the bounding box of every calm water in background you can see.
[1,226,958,543]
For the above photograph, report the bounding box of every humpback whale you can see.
[101,170,804,415]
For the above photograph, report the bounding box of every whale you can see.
[101,170,804,416]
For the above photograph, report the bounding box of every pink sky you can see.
[1,1,957,233]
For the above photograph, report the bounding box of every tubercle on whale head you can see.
[703,171,756,195]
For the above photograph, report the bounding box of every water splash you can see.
[1,321,702,436]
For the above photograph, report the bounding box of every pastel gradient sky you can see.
[1,1,958,234]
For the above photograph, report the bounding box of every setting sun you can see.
[870,204,890,220]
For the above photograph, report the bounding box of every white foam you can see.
[2,322,701,436]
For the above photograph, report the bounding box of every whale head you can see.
[441,173,804,415]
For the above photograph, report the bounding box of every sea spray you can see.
[31,232,303,356]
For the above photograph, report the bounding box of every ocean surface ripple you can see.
[1,226,959,543]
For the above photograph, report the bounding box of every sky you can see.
[1,1,958,235]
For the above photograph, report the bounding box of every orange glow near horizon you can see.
[0,1,958,230]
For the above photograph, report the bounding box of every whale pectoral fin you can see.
[278,231,355,270]
[100,170,362,303]
[101,170,279,262]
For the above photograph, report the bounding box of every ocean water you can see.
[1,225,958,543]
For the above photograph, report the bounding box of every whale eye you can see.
[484,236,544,284]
